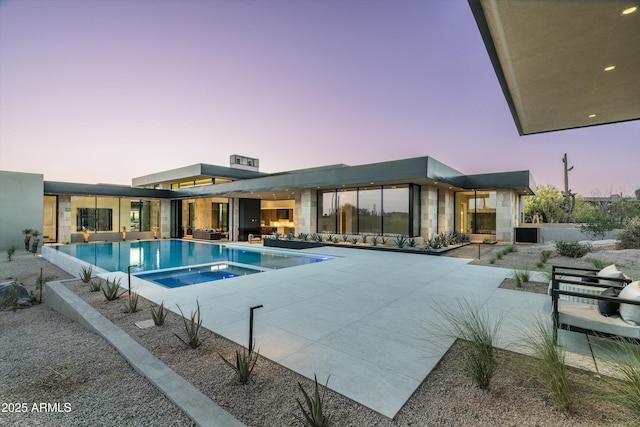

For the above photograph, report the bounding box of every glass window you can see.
[43,195,57,243]
[318,191,337,233]
[358,187,382,234]
[212,202,229,231]
[455,190,496,234]
[338,189,357,234]
[382,185,409,235]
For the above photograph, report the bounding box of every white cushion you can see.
[597,264,624,287]
[619,281,640,325]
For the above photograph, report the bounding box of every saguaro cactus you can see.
[561,153,576,223]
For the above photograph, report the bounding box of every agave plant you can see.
[294,374,331,427]
[89,279,101,292]
[174,300,203,348]
[151,301,168,326]
[218,346,259,384]
[123,291,139,313]
[101,277,124,301]
[79,265,93,283]
[394,235,408,248]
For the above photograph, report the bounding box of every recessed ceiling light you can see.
[604,65,616,71]
[622,5,638,15]
[588,114,597,118]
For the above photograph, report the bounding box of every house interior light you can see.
[622,5,638,15]
[588,114,597,118]
[604,65,616,71]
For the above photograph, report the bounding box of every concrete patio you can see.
[45,244,610,419]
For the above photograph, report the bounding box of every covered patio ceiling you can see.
[469,0,640,135]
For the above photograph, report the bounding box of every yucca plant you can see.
[174,300,203,348]
[88,279,101,292]
[101,277,124,301]
[218,347,259,384]
[524,317,574,412]
[151,301,168,326]
[294,374,331,427]
[79,265,93,283]
[7,244,18,261]
[123,291,139,313]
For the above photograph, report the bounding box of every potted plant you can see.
[30,230,41,254]
[21,228,33,251]
[82,226,90,243]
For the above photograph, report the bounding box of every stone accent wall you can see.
[438,189,455,234]
[496,190,516,243]
[296,190,316,235]
[160,199,171,239]
[58,195,72,244]
[420,185,438,239]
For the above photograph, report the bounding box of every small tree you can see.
[525,185,564,223]
[21,228,33,251]
[578,206,616,240]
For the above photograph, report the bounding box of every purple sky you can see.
[1,0,638,196]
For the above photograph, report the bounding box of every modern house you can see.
[0,155,535,250]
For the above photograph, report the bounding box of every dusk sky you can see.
[1,0,638,196]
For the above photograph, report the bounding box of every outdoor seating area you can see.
[192,229,227,240]
[551,265,640,343]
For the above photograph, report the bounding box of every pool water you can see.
[54,240,331,286]
[136,263,263,288]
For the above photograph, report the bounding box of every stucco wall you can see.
[0,171,44,251]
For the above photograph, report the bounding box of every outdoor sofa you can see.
[550,265,640,344]
[193,229,225,240]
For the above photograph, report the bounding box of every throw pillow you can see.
[618,281,640,325]
[597,264,624,287]
[597,287,621,317]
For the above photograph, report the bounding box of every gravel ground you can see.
[1,246,637,426]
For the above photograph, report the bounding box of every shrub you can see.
[31,272,57,304]
[341,235,349,243]
[513,268,530,287]
[578,207,616,240]
[6,244,18,261]
[407,238,417,248]
[540,250,551,264]
[151,301,168,326]
[524,318,574,412]
[360,235,368,244]
[617,218,640,249]
[591,259,606,270]
[555,240,592,258]
[101,277,124,301]
[88,279,101,292]
[174,300,203,348]
[436,299,502,390]
[218,347,258,384]
[79,265,93,283]
[603,338,640,421]
[349,237,359,244]
[370,236,379,246]
[295,374,331,427]
[298,233,309,241]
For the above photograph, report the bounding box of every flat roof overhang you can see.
[469,0,640,135]
[131,163,267,188]
[179,157,535,199]
[44,181,184,199]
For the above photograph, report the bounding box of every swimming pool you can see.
[54,240,331,284]
[136,262,264,288]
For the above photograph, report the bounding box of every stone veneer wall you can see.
[57,195,72,244]
[160,199,171,239]
[420,185,438,239]
[437,189,455,235]
[496,189,517,243]
[295,190,316,235]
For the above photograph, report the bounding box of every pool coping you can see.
[44,279,245,427]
